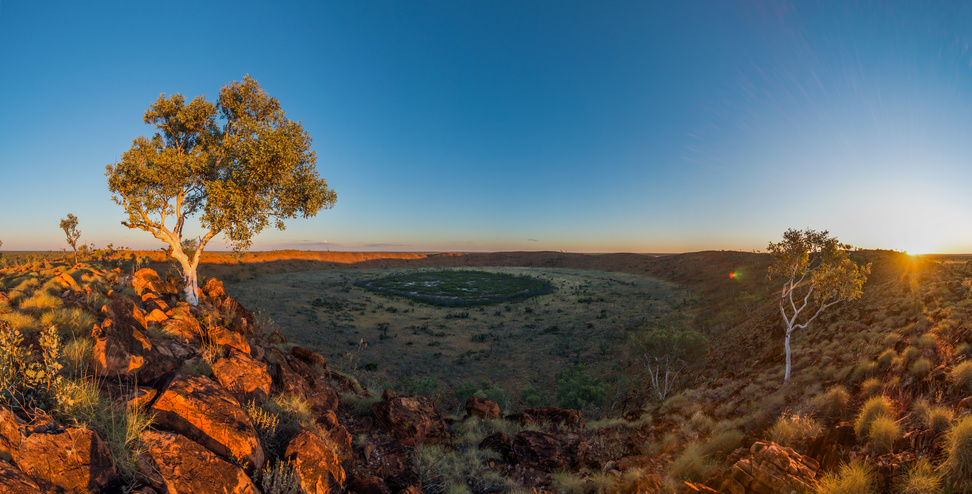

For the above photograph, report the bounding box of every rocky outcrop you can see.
[138,430,258,494]
[718,441,819,494]
[212,348,272,404]
[0,406,25,458]
[465,397,501,419]
[274,354,339,415]
[13,426,117,493]
[479,431,513,461]
[284,429,346,493]
[132,268,177,296]
[372,395,449,446]
[511,430,589,472]
[91,297,176,383]
[0,461,44,494]
[150,372,264,470]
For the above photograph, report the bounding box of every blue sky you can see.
[2,1,972,253]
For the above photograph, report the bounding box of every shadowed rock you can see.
[13,426,117,493]
[372,395,448,446]
[511,430,588,472]
[465,397,501,419]
[0,461,44,494]
[718,441,818,494]
[212,348,272,404]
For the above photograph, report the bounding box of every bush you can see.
[910,357,934,378]
[951,361,972,393]
[768,414,821,448]
[40,307,97,339]
[809,385,850,421]
[855,395,894,441]
[814,461,875,494]
[255,460,301,494]
[555,364,610,410]
[896,459,943,494]
[867,415,900,455]
[942,416,972,493]
[923,404,954,434]
[877,349,896,368]
[860,378,883,397]
[413,444,515,493]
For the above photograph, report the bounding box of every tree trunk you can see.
[172,255,200,306]
[784,330,792,382]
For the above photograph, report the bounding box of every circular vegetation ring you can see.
[356,270,553,306]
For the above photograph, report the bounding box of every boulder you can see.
[138,430,258,494]
[0,406,25,458]
[510,430,588,472]
[132,268,177,296]
[465,397,501,419]
[348,475,392,494]
[804,423,855,472]
[150,372,264,470]
[91,298,176,383]
[284,429,346,493]
[13,426,117,493]
[274,357,338,415]
[718,441,819,494]
[212,348,272,404]
[201,278,257,336]
[0,461,44,494]
[355,437,419,491]
[291,346,329,371]
[55,272,80,292]
[372,395,449,446]
[479,431,512,461]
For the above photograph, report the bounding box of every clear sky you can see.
[2,1,972,254]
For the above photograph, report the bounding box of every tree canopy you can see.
[768,228,870,382]
[59,214,81,265]
[106,76,336,304]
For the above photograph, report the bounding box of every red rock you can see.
[284,429,346,493]
[511,430,588,472]
[291,346,329,371]
[213,348,272,404]
[348,475,392,494]
[804,423,855,471]
[718,441,818,494]
[138,430,258,494]
[91,298,176,383]
[132,268,177,296]
[479,431,512,461]
[372,396,449,446]
[13,426,117,493]
[356,437,418,491]
[273,357,338,415]
[464,397,501,419]
[0,406,25,458]
[151,372,264,470]
[0,461,44,494]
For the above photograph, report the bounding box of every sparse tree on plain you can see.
[106,76,337,305]
[628,314,707,401]
[768,228,870,382]
[59,214,82,265]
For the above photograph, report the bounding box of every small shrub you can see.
[18,291,62,314]
[851,360,878,380]
[40,307,97,339]
[942,416,972,493]
[855,395,895,440]
[951,361,972,393]
[877,349,896,368]
[896,459,943,494]
[555,363,609,410]
[814,461,875,494]
[413,444,515,493]
[916,333,938,349]
[910,357,934,378]
[901,346,921,362]
[867,415,900,455]
[339,393,380,417]
[256,460,301,494]
[809,385,850,421]
[266,394,315,429]
[550,470,586,494]
[3,312,37,334]
[61,337,93,378]
[668,442,710,481]
[768,414,822,448]
[860,378,883,397]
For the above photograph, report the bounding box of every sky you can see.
[2,1,972,254]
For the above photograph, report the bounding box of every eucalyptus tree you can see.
[106,76,336,305]
[768,229,870,382]
[59,214,81,265]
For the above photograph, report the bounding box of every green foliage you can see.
[915,398,954,434]
[855,395,895,441]
[41,307,97,339]
[555,363,610,410]
[627,314,708,400]
[244,401,280,455]
[339,393,381,417]
[867,415,900,455]
[943,416,972,493]
[767,228,871,382]
[877,349,897,368]
[359,270,553,307]
[0,322,63,409]
[814,461,875,494]
[106,76,336,302]
[520,385,547,408]
[860,378,883,397]
[265,394,315,429]
[668,429,744,481]
[951,361,972,392]
[454,381,508,411]
[896,459,943,494]
[59,214,82,264]
[768,413,821,448]
[394,376,440,396]
[550,471,587,494]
